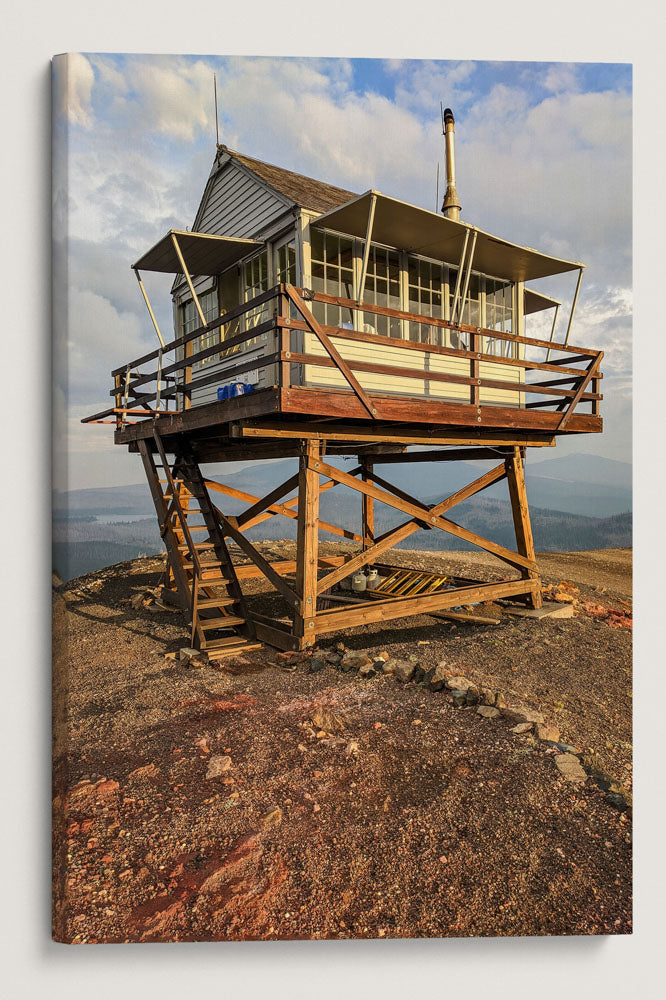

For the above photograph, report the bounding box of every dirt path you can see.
[53,549,632,942]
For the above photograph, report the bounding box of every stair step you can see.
[202,642,263,657]
[199,615,245,630]
[182,560,224,571]
[196,596,237,609]
[202,637,262,654]
[193,575,231,588]
[177,542,216,552]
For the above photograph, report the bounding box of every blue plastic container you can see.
[217,383,255,401]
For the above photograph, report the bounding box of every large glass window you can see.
[407,257,445,344]
[484,278,514,356]
[362,246,401,337]
[276,241,297,284]
[310,230,354,327]
[180,289,219,368]
[242,250,270,348]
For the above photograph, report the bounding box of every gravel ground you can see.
[52,547,632,943]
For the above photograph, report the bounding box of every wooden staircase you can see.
[137,431,262,657]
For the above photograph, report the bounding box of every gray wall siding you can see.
[197,162,292,239]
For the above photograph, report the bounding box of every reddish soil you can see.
[52,546,632,943]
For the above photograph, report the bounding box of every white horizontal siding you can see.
[299,332,522,407]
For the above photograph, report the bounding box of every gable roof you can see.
[219,145,357,214]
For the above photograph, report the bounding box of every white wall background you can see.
[1,2,664,997]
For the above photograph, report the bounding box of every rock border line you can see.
[173,642,631,815]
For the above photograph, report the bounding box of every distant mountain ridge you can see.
[54,451,632,520]
[53,452,632,581]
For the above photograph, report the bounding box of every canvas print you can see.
[52,54,632,943]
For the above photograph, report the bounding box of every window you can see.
[276,241,297,284]
[179,289,219,368]
[363,246,401,337]
[242,250,270,348]
[407,257,445,344]
[447,271,481,351]
[310,230,354,327]
[484,278,515,356]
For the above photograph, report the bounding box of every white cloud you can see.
[542,63,580,94]
[55,52,95,129]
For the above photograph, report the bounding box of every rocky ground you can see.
[52,545,632,943]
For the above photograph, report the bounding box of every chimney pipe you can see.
[441,107,461,221]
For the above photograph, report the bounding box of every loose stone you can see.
[428,664,448,691]
[465,684,480,706]
[501,705,545,726]
[535,722,561,743]
[206,755,232,779]
[511,722,533,735]
[393,660,416,684]
[480,687,496,706]
[477,705,501,719]
[446,676,473,692]
[262,805,283,828]
[340,651,372,672]
[555,753,587,784]
[311,707,346,732]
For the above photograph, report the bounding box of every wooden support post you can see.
[361,458,374,557]
[114,374,122,429]
[470,328,480,407]
[505,446,542,609]
[183,339,192,410]
[278,286,291,388]
[295,439,320,647]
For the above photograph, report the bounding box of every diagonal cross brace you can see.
[315,460,531,593]
[284,283,379,419]
[316,461,509,594]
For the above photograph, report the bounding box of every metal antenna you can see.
[436,162,440,213]
[214,72,220,146]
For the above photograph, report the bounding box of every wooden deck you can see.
[83,283,603,461]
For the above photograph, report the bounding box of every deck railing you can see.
[82,283,603,431]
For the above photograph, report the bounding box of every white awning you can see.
[311,191,583,283]
[133,229,263,275]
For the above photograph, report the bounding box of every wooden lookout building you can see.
[84,110,603,657]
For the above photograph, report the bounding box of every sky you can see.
[52,54,633,491]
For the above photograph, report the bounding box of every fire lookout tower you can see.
[84,111,603,657]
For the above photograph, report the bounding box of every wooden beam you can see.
[236,420,559,448]
[505,447,542,610]
[364,447,515,464]
[284,284,379,419]
[204,472,362,542]
[316,459,535,573]
[557,352,603,431]
[295,439,320,639]
[212,507,300,609]
[315,461,508,595]
[361,458,374,558]
[310,579,539,635]
[254,620,301,652]
[235,473,299,527]
[278,388,601,435]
